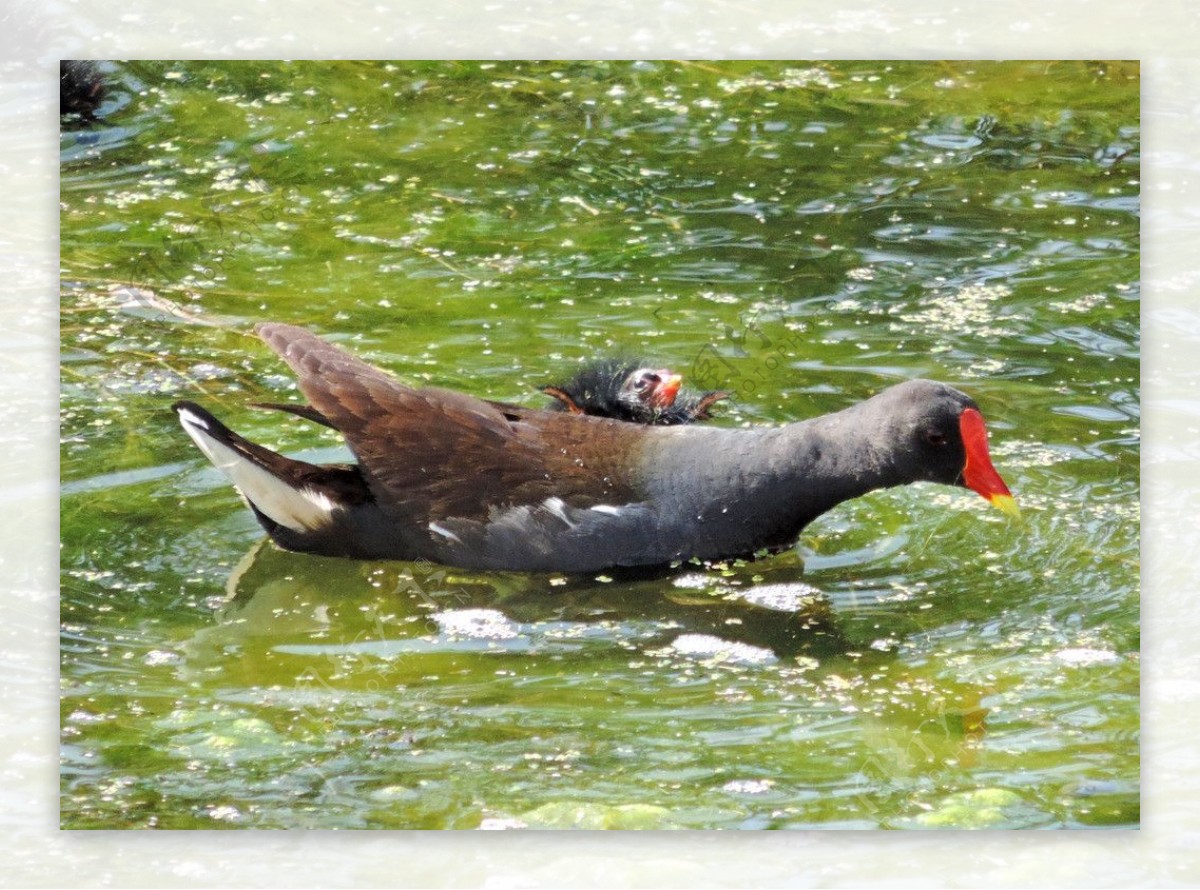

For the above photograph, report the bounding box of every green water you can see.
[60,60,1139,830]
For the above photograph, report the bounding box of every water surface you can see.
[60,60,1139,829]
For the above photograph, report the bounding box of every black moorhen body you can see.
[174,324,1018,573]
[542,360,728,425]
[60,61,106,120]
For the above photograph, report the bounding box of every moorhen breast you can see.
[173,323,1018,573]
[542,360,728,425]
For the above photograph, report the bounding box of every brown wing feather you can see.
[251,401,335,427]
[255,324,642,523]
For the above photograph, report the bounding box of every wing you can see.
[255,324,641,528]
[251,401,336,428]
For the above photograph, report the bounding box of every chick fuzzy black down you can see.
[542,360,728,425]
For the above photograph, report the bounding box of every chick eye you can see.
[924,429,948,447]
[634,373,660,391]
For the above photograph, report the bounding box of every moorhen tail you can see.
[543,360,729,425]
[174,324,1018,573]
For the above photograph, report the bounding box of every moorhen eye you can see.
[924,429,948,447]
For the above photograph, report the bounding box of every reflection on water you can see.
[188,539,850,671]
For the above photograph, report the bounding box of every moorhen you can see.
[60,60,106,120]
[542,360,728,425]
[173,323,1018,573]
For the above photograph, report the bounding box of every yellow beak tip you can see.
[990,494,1021,519]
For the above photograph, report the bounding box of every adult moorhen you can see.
[173,324,1018,573]
[60,60,106,121]
[542,360,728,425]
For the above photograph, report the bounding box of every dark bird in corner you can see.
[60,60,106,121]
[174,324,1019,573]
[542,360,728,425]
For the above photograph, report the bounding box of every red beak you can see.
[649,373,683,409]
[959,407,1019,517]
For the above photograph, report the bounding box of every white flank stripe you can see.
[542,496,575,527]
[178,413,336,533]
[428,522,464,544]
[589,504,623,516]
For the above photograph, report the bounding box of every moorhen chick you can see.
[542,360,728,425]
[173,324,1019,573]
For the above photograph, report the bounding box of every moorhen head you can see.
[174,324,1018,574]
[543,360,728,425]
